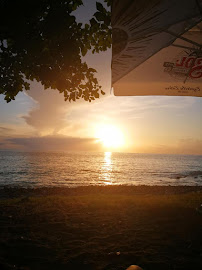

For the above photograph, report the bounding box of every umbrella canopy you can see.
[112,0,202,97]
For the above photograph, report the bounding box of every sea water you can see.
[0,151,202,187]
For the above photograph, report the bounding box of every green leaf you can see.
[88,68,97,73]
[94,12,105,22]
[96,2,104,12]
[90,18,97,26]
[0,0,111,104]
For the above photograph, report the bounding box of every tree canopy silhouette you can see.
[0,0,111,102]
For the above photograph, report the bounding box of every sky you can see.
[0,1,202,154]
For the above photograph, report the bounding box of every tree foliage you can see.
[0,0,111,102]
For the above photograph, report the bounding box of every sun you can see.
[95,124,125,149]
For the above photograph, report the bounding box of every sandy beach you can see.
[0,186,202,270]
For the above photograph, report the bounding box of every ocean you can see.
[0,151,202,187]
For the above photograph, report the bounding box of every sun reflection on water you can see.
[101,152,113,185]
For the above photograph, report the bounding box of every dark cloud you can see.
[0,136,19,150]
[6,136,103,152]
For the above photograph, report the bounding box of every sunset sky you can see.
[0,1,202,155]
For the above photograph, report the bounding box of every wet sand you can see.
[0,186,202,270]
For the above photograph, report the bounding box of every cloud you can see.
[177,138,202,155]
[22,49,111,136]
[6,136,103,152]
[0,137,19,150]
[22,81,75,136]
[1,133,201,155]
[133,138,202,155]
[68,95,196,121]
[59,95,197,137]
[0,126,14,135]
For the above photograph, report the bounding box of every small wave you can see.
[171,171,202,180]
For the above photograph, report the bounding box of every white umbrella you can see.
[112,0,202,97]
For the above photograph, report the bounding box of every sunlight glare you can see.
[96,124,125,149]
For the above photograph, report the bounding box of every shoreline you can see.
[0,185,202,199]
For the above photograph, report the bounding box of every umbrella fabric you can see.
[112,0,202,97]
